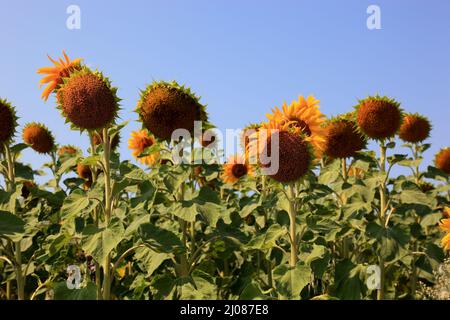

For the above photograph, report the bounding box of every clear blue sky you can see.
[1,0,450,179]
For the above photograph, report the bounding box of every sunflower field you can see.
[0,52,449,301]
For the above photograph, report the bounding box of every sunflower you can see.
[266,95,326,158]
[37,51,82,101]
[76,163,92,180]
[440,219,450,251]
[355,95,402,140]
[0,98,18,145]
[398,113,431,143]
[21,180,36,198]
[22,123,55,154]
[128,129,160,166]
[435,148,450,174]
[222,154,253,184]
[323,115,366,159]
[419,182,435,193]
[250,121,313,183]
[348,166,365,179]
[137,80,208,140]
[58,67,120,130]
[58,145,78,157]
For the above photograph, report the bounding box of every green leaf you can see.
[305,245,330,278]
[332,260,366,300]
[399,189,433,206]
[81,218,125,267]
[81,155,101,166]
[53,282,97,300]
[366,222,410,261]
[319,160,341,185]
[0,211,25,240]
[273,263,312,299]
[57,156,79,175]
[139,144,162,157]
[60,189,96,219]
[245,224,287,251]
[10,143,28,154]
[239,281,268,300]
[139,223,185,254]
[197,202,232,226]
[171,201,198,223]
[135,246,170,277]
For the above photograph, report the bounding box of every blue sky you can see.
[1,0,450,179]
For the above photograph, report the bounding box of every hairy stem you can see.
[377,143,387,300]
[287,184,298,267]
[101,128,113,300]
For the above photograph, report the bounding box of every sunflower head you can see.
[253,122,313,184]
[222,154,253,184]
[440,219,450,251]
[136,80,208,140]
[398,113,431,144]
[419,182,435,193]
[348,166,365,179]
[355,95,402,140]
[58,145,79,157]
[58,67,120,130]
[76,162,92,180]
[21,180,36,199]
[92,131,120,150]
[37,51,82,101]
[0,98,18,145]
[435,148,450,174]
[266,95,326,158]
[83,179,93,191]
[323,113,366,159]
[22,123,55,154]
[128,129,160,166]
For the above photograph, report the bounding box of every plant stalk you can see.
[287,184,298,267]
[101,128,113,300]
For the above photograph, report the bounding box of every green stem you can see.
[287,184,298,267]
[50,151,61,191]
[4,144,25,300]
[14,241,24,300]
[341,158,348,182]
[4,144,15,191]
[89,133,102,300]
[6,280,11,300]
[101,128,113,300]
[377,142,387,300]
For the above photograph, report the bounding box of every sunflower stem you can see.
[89,133,102,300]
[377,142,387,300]
[287,184,298,268]
[101,128,113,300]
[4,143,25,300]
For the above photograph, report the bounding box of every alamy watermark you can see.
[366,265,381,290]
[367,5,382,30]
[66,5,81,30]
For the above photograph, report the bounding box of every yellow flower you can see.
[440,219,450,251]
[266,95,326,158]
[37,51,82,101]
[443,207,450,218]
[222,154,253,184]
[128,129,159,166]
